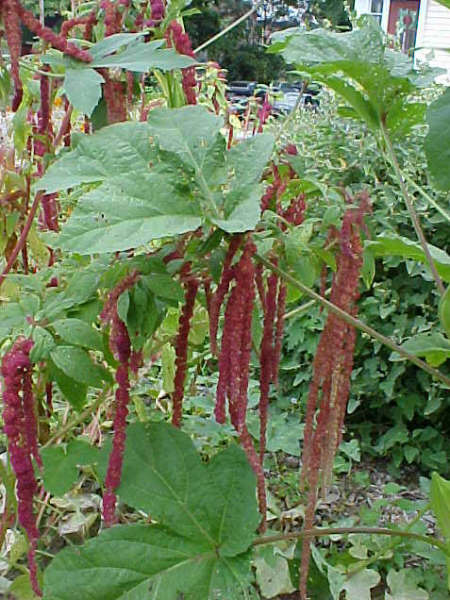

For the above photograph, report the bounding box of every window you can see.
[370,0,383,23]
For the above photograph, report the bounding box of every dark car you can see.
[226,81,257,97]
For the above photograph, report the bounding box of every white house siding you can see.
[354,0,450,83]
[415,0,450,83]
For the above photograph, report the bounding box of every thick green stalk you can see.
[381,124,445,295]
[255,253,450,387]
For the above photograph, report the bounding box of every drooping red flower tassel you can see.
[15,1,92,63]
[298,192,371,600]
[4,0,23,111]
[258,273,277,464]
[172,269,199,428]
[1,339,42,596]
[209,235,242,355]
[100,271,139,525]
[214,239,267,526]
[103,73,127,124]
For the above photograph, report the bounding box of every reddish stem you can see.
[0,192,41,289]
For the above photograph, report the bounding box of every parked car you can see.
[226,81,257,97]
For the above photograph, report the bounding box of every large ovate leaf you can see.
[147,105,223,172]
[366,235,450,283]
[425,87,450,191]
[37,122,154,193]
[91,40,196,72]
[43,524,253,600]
[43,423,260,600]
[55,174,202,254]
[37,107,272,254]
[270,20,424,136]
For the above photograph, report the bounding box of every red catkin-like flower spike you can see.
[258,272,277,462]
[1,339,42,596]
[102,0,121,36]
[214,239,267,525]
[272,281,286,387]
[100,272,139,525]
[165,21,197,105]
[298,193,371,600]
[16,1,92,63]
[102,359,130,525]
[4,0,23,111]
[61,15,91,38]
[209,235,242,355]
[150,0,165,23]
[172,273,199,427]
[102,74,127,124]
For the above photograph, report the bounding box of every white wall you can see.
[354,0,450,83]
[416,0,450,83]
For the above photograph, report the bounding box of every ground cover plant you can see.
[0,2,450,599]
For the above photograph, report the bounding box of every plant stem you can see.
[255,253,450,387]
[42,393,105,448]
[194,4,259,54]
[0,192,42,290]
[346,503,432,576]
[54,105,73,147]
[403,173,450,223]
[381,124,445,295]
[284,299,316,320]
[253,526,448,555]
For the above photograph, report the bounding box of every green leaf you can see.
[366,235,450,283]
[57,171,201,254]
[147,105,223,171]
[49,361,88,411]
[41,440,100,496]
[143,273,184,302]
[385,569,429,599]
[50,346,112,388]
[89,33,147,61]
[91,40,196,72]
[8,573,41,600]
[63,68,104,116]
[434,1,450,10]
[439,286,450,337]
[425,88,450,191]
[43,524,253,600]
[431,473,450,541]
[37,122,154,193]
[161,343,175,393]
[52,319,103,351]
[341,569,380,600]
[117,423,260,554]
[274,23,384,66]
[43,423,259,600]
[271,21,422,135]
[254,547,295,597]
[394,332,450,367]
[30,326,56,362]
